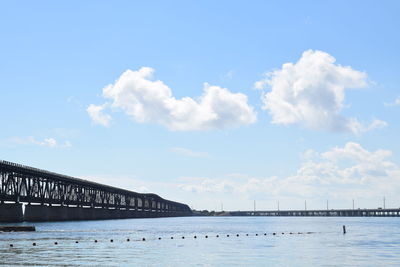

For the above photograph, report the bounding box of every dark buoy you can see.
[216,235,219,238]
[111,239,114,242]
[75,241,79,244]
[94,240,98,243]
[142,238,146,241]
[264,233,267,236]
[246,234,248,236]
[236,234,239,237]
[54,242,58,245]
[273,233,276,235]
[9,244,13,247]
[343,225,346,234]
[290,232,293,235]
[127,238,130,242]
[171,237,174,239]
[205,235,208,238]
[281,233,284,235]
[158,237,161,240]
[256,234,258,236]
[194,236,197,239]
[227,234,230,237]
[182,236,185,239]
[33,243,36,246]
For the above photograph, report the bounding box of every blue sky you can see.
[1,0,400,211]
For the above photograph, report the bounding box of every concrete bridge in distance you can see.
[0,160,192,222]
[229,209,400,217]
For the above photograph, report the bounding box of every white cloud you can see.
[297,142,396,184]
[221,70,234,81]
[89,67,256,131]
[170,147,209,158]
[178,177,235,193]
[347,118,388,134]
[43,138,57,147]
[178,142,400,208]
[365,119,387,131]
[63,140,72,148]
[256,50,386,134]
[87,104,112,127]
[12,136,72,148]
[384,97,400,106]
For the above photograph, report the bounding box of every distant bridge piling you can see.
[229,209,400,217]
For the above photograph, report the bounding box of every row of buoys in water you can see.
[8,232,315,247]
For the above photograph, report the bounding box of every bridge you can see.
[0,160,192,222]
[230,209,400,217]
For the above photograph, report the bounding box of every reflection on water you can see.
[1,217,400,266]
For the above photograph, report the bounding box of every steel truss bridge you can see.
[0,160,191,222]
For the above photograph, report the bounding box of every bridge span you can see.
[0,160,192,222]
[230,209,400,217]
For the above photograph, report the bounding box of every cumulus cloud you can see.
[87,104,112,127]
[256,50,386,134]
[178,142,400,203]
[347,118,388,134]
[12,136,72,148]
[384,97,400,107]
[296,142,396,185]
[88,67,256,131]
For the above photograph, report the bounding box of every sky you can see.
[1,0,400,211]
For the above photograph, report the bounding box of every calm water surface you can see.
[1,216,399,266]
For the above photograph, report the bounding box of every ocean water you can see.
[1,216,399,266]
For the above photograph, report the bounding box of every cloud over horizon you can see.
[256,50,386,134]
[88,67,257,131]
[178,142,400,204]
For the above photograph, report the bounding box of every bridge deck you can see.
[0,160,192,222]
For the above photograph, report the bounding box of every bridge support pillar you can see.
[47,206,69,221]
[0,203,23,222]
[78,207,95,220]
[126,209,136,218]
[119,209,129,219]
[108,208,121,219]
[67,207,90,220]
[89,208,106,220]
[24,204,49,221]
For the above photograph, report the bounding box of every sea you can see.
[0,216,399,266]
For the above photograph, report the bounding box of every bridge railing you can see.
[0,160,191,214]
